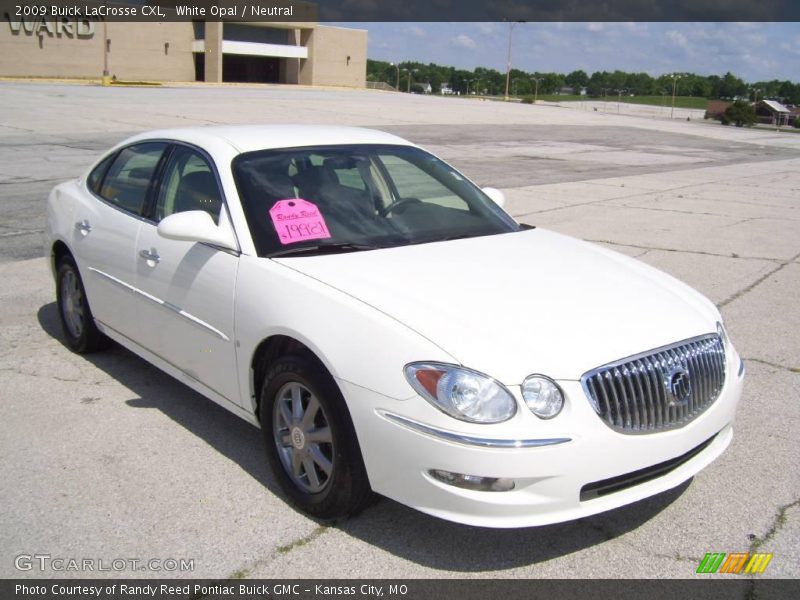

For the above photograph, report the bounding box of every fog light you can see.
[429,469,515,492]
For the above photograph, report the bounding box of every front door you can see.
[133,144,241,404]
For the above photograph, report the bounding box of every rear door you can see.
[133,144,241,404]
[72,142,168,341]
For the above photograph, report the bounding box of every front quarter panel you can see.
[234,255,457,413]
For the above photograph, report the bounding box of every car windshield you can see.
[232,144,521,257]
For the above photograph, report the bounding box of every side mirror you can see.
[482,187,506,208]
[157,211,237,251]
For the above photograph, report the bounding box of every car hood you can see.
[275,228,720,383]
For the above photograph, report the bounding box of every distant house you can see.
[557,86,587,96]
[756,99,794,126]
[440,83,454,95]
[416,82,433,94]
[705,99,732,120]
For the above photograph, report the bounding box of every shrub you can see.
[724,100,757,127]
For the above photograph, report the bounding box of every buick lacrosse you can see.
[46,125,744,527]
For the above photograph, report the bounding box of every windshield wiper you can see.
[267,242,382,258]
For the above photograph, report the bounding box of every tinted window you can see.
[232,144,519,257]
[155,146,222,224]
[98,143,167,216]
[87,153,116,195]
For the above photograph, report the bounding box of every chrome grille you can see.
[581,334,726,433]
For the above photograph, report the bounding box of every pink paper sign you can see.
[269,199,331,245]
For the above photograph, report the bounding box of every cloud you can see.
[586,22,604,32]
[406,25,426,38]
[665,30,689,49]
[450,34,476,49]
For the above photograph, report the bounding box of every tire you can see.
[55,255,110,353]
[260,353,373,520]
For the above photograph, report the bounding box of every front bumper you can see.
[340,352,743,528]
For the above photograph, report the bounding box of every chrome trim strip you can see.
[88,267,230,342]
[378,411,571,449]
[738,358,745,377]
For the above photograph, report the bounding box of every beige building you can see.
[0,12,367,87]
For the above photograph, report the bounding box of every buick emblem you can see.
[666,366,692,407]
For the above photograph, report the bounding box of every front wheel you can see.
[260,354,373,520]
[55,255,109,353]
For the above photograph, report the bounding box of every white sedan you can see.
[46,125,744,527]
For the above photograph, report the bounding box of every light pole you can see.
[615,88,626,113]
[751,87,761,105]
[406,68,418,93]
[600,87,609,112]
[670,73,682,119]
[504,20,524,100]
[390,62,400,91]
[102,17,109,83]
[531,77,543,103]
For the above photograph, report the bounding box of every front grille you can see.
[581,334,726,433]
[580,432,718,501]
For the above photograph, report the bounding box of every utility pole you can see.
[670,73,682,119]
[390,62,400,91]
[615,88,626,113]
[504,20,524,101]
[531,77,543,103]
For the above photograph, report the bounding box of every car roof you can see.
[123,125,415,154]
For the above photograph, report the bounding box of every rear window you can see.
[97,143,167,216]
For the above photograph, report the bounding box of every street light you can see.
[751,87,761,104]
[406,68,418,93]
[670,73,683,119]
[389,62,400,91]
[465,79,473,95]
[504,20,525,101]
[600,87,609,112]
[615,88,626,113]
[531,77,543,103]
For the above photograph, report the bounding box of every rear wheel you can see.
[260,353,373,520]
[55,255,109,353]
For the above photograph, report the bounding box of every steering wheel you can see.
[379,197,421,217]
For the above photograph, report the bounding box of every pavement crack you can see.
[748,497,800,553]
[718,250,800,308]
[583,239,782,262]
[743,358,800,374]
[224,525,329,581]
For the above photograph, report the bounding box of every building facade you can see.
[0,14,367,87]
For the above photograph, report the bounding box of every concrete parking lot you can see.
[1,82,798,580]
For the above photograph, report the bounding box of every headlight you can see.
[404,362,517,423]
[521,375,564,419]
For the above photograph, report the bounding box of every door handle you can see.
[139,249,160,264]
[75,220,92,235]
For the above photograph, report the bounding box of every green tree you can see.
[565,69,589,89]
[723,100,757,127]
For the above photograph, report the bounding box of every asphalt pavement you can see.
[0,82,798,581]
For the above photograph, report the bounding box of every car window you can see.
[233,144,520,257]
[379,154,469,212]
[98,143,167,216]
[155,146,222,224]
[86,153,116,195]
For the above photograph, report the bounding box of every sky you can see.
[334,22,800,82]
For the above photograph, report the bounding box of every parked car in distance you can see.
[46,125,744,527]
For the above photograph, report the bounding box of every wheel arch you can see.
[250,334,341,421]
[50,239,73,275]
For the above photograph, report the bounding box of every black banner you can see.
[2,0,800,22]
[2,580,800,600]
